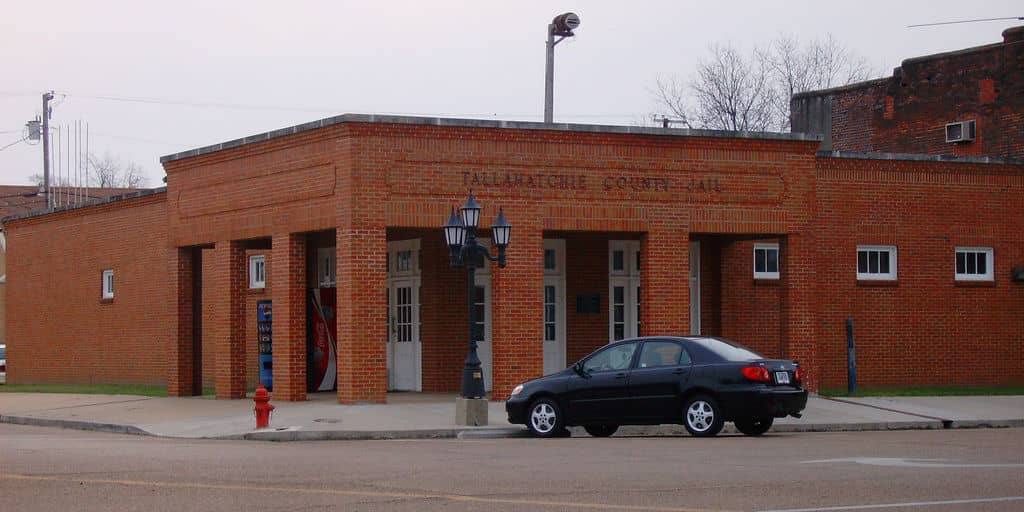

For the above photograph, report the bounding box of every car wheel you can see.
[583,424,618,437]
[734,417,774,436]
[527,398,565,438]
[683,395,724,437]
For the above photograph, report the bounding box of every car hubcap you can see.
[531,403,556,433]
[687,401,714,432]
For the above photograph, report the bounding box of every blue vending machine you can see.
[257,300,273,390]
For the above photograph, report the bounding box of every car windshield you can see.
[689,337,763,361]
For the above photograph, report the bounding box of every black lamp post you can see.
[443,192,511,399]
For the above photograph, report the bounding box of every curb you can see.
[0,415,150,436]
[3,415,1019,441]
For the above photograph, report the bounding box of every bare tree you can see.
[656,34,876,132]
[88,152,148,188]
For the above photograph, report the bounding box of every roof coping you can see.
[817,150,1024,166]
[159,114,822,164]
[2,187,167,224]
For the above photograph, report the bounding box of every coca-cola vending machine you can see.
[308,247,337,391]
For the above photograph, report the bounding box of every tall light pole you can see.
[41,91,54,205]
[443,193,512,399]
[544,12,580,124]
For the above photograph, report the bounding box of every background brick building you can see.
[4,115,1023,402]
[792,25,1023,159]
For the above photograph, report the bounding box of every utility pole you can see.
[544,13,580,124]
[41,91,54,206]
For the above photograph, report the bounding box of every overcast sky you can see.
[1,1,1020,187]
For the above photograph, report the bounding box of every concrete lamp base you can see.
[455,397,489,426]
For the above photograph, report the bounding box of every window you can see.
[543,285,557,342]
[753,243,780,279]
[249,255,266,289]
[101,269,114,299]
[317,247,336,287]
[582,342,637,373]
[856,245,897,281]
[637,341,685,368]
[543,239,565,275]
[955,247,993,281]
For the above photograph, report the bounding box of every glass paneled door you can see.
[543,239,566,374]
[609,240,641,342]
[474,275,493,392]
[386,239,421,391]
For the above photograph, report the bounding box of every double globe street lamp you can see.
[443,193,511,399]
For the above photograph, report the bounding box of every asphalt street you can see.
[1,424,1022,512]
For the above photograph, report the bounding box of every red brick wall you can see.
[719,239,783,358]
[814,156,1024,388]
[563,232,611,363]
[822,27,1024,158]
[5,193,169,385]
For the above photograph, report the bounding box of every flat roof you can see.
[818,150,1024,166]
[2,187,167,224]
[159,114,822,164]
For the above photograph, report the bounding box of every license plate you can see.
[775,371,790,384]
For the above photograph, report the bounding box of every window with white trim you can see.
[102,269,114,299]
[856,245,897,281]
[753,243,780,279]
[249,255,266,289]
[955,247,993,281]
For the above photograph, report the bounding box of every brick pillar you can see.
[271,233,307,401]
[167,247,195,396]
[780,234,819,391]
[209,240,247,399]
[491,213,544,401]
[641,227,690,334]
[336,227,387,404]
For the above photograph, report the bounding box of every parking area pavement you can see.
[1,391,1022,440]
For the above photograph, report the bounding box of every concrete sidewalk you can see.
[1,391,1021,441]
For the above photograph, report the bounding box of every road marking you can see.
[0,473,735,512]
[756,496,1024,512]
[802,457,1024,468]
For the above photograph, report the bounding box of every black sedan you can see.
[506,336,807,438]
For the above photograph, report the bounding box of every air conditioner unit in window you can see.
[945,120,976,143]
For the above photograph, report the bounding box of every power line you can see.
[908,16,1023,28]
[0,137,27,152]
[59,91,640,119]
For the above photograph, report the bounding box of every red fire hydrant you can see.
[253,384,275,429]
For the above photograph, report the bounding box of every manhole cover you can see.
[313,418,342,424]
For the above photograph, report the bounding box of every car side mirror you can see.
[572,362,587,377]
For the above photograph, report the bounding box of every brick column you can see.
[271,233,307,401]
[167,247,196,396]
[780,234,819,391]
[640,227,690,335]
[491,213,543,401]
[209,240,247,399]
[335,227,387,404]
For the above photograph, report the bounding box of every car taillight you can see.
[794,367,803,383]
[741,366,771,383]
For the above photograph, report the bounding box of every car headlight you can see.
[510,384,524,396]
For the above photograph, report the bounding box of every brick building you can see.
[4,115,1023,402]
[0,185,136,347]
[792,25,1024,159]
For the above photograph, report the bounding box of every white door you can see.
[689,240,701,335]
[388,278,420,390]
[609,240,641,342]
[542,276,566,374]
[473,275,493,391]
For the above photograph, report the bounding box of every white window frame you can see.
[753,243,780,279]
[101,269,114,299]
[249,254,266,289]
[543,239,566,276]
[856,245,897,281]
[317,247,337,287]
[955,247,994,282]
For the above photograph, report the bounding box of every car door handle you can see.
[672,369,687,375]
[614,372,627,379]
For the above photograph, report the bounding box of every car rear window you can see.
[688,338,763,361]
